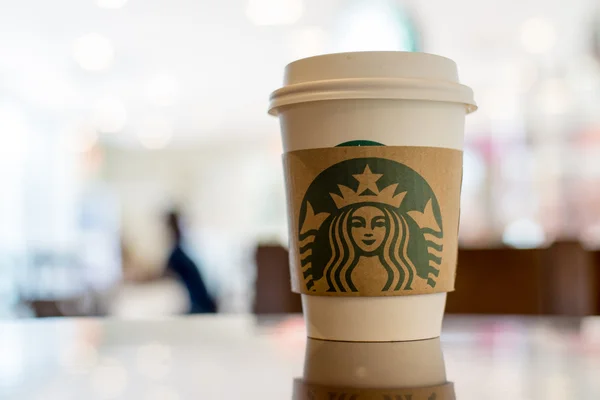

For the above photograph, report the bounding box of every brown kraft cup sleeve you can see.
[293,380,456,400]
[283,146,462,296]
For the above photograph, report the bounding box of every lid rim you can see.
[268,77,476,116]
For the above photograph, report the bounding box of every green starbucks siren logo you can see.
[298,157,444,293]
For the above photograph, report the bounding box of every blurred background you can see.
[1,0,600,319]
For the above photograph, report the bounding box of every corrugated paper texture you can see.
[293,380,456,400]
[283,146,462,296]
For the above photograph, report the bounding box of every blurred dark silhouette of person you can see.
[165,210,217,314]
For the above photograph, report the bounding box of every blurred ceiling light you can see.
[145,74,179,107]
[502,218,546,249]
[333,0,419,52]
[521,17,556,54]
[92,96,127,133]
[137,116,173,149]
[64,119,98,153]
[73,33,114,72]
[287,26,327,61]
[96,0,128,9]
[246,0,303,26]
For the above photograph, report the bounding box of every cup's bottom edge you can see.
[305,334,441,343]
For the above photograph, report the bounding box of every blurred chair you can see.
[25,299,84,318]
[253,244,302,314]
[540,241,596,316]
[446,248,545,314]
[593,250,600,314]
[447,241,597,316]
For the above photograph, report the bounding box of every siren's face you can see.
[350,206,387,254]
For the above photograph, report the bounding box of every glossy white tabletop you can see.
[1,315,600,399]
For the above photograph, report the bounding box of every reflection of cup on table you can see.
[269,52,476,342]
[293,338,455,399]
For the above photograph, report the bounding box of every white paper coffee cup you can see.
[270,52,476,342]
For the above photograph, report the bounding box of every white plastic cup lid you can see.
[269,51,477,115]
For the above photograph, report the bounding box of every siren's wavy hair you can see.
[323,203,417,292]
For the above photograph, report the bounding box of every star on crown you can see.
[330,165,407,209]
